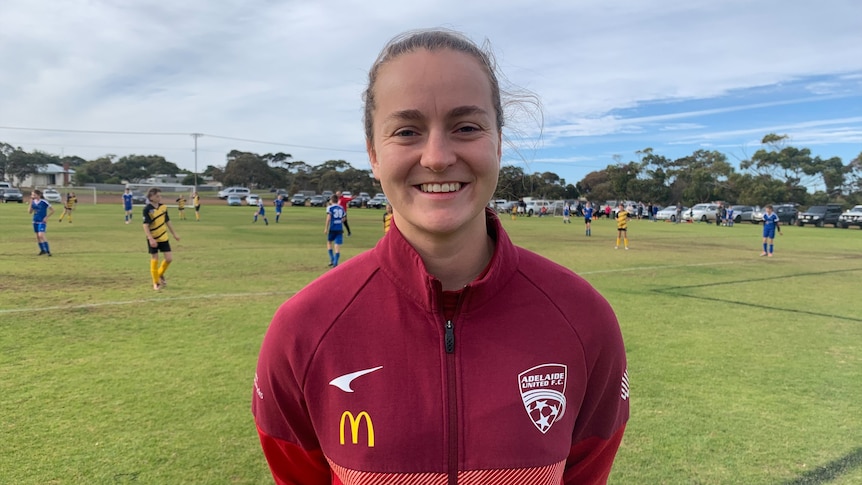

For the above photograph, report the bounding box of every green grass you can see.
[1,202,861,484]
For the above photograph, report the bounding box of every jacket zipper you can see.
[445,319,457,485]
[444,289,466,485]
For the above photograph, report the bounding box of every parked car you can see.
[291,193,309,206]
[797,204,843,227]
[227,195,242,206]
[274,189,290,200]
[366,193,388,209]
[774,204,799,225]
[1,187,24,203]
[524,199,552,216]
[837,205,862,229]
[349,192,371,208]
[684,203,720,222]
[655,205,687,222]
[42,188,62,203]
[309,195,327,207]
[131,191,148,204]
[728,205,757,224]
[495,200,518,213]
[246,194,260,206]
[218,187,250,199]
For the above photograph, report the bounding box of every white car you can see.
[655,206,687,222]
[218,187,250,199]
[684,203,720,223]
[246,194,261,206]
[42,188,62,203]
[837,205,862,229]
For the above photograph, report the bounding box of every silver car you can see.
[684,203,720,223]
[729,205,757,224]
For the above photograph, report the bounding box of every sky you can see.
[2,0,861,189]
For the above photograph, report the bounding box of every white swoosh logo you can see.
[329,366,383,393]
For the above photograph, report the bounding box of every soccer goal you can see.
[67,186,98,204]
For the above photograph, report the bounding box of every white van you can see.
[217,187,251,199]
[524,199,552,216]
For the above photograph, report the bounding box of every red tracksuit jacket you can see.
[253,210,629,484]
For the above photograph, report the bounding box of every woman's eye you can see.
[457,125,479,133]
[394,129,418,137]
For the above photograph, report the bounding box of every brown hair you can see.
[147,187,161,198]
[362,29,503,143]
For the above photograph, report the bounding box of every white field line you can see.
[0,291,292,315]
[577,260,737,275]
[2,261,738,315]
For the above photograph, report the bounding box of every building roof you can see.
[39,163,76,174]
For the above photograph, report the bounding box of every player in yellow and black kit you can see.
[176,194,187,220]
[192,192,201,221]
[58,192,77,223]
[143,188,181,291]
[615,203,630,250]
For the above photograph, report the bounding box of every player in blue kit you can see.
[253,197,269,225]
[29,189,55,256]
[273,195,285,223]
[123,187,134,224]
[760,204,781,257]
[324,194,345,267]
[583,201,594,236]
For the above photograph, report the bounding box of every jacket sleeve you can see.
[562,425,626,484]
[563,290,630,484]
[256,422,332,485]
[253,301,333,484]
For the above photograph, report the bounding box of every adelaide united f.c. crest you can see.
[518,363,567,434]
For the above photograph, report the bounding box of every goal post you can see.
[67,186,98,205]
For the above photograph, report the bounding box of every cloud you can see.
[1,0,860,184]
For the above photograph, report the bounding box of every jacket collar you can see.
[374,208,520,314]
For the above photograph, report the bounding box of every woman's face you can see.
[367,48,501,240]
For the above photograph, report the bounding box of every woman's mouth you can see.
[419,182,462,193]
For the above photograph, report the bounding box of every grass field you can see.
[1,199,860,484]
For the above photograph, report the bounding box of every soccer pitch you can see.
[1,202,860,484]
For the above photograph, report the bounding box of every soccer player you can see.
[253,197,269,225]
[615,203,630,249]
[273,195,285,223]
[58,191,76,223]
[324,194,345,267]
[192,191,201,221]
[583,201,594,236]
[383,202,393,233]
[123,188,134,224]
[175,194,187,220]
[336,191,353,236]
[142,187,181,291]
[29,189,55,256]
[562,202,571,223]
[761,204,782,257]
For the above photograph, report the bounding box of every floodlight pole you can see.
[191,133,203,190]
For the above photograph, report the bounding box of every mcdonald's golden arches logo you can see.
[339,411,375,447]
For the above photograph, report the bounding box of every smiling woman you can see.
[252,28,629,485]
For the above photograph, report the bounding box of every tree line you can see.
[2,134,860,207]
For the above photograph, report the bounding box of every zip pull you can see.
[445,320,455,354]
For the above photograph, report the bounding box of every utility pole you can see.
[191,133,203,190]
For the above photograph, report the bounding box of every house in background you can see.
[15,163,76,187]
